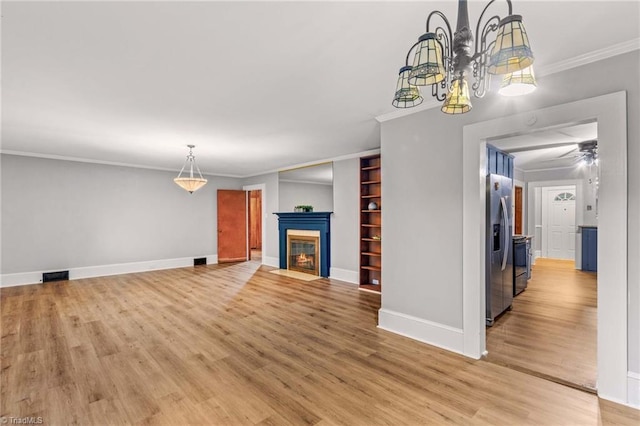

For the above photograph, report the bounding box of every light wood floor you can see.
[2,261,638,425]
[486,258,597,391]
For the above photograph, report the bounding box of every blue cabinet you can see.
[487,145,514,178]
[581,227,598,272]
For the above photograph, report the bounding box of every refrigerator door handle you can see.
[501,196,509,271]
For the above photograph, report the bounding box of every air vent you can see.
[193,257,207,266]
[42,270,69,282]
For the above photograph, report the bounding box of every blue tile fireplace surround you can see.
[274,212,332,277]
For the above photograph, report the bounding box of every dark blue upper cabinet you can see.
[487,144,513,178]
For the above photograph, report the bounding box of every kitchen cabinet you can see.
[487,145,514,178]
[360,154,381,293]
[581,227,598,272]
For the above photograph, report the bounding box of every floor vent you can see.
[193,257,207,266]
[43,270,69,282]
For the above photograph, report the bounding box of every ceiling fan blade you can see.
[558,147,579,158]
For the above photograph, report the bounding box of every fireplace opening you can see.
[286,230,320,276]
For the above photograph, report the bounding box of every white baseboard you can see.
[0,254,218,288]
[377,308,464,355]
[628,371,640,409]
[329,267,359,284]
[0,271,43,287]
[263,256,280,268]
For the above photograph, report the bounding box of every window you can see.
[554,192,575,201]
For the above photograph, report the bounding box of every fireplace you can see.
[274,212,332,277]
[287,230,320,275]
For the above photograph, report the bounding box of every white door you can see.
[544,187,576,259]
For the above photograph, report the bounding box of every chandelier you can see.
[393,0,536,114]
[174,145,207,193]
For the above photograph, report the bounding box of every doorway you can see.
[217,190,248,263]
[487,175,594,390]
[217,187,265,264]
[486,139,592,389]
[243,183,267,265]
[461,92,628,403]
[248,190,263,261]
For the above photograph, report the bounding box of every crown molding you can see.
[375,38,640,123]
[537,38,640,77]
[375,100,440,123]
[1,147,382,180]
[245,148,381,178]
[0,150,244,179]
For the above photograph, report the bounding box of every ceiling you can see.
[490,122,598,171]
[2,1,639,177]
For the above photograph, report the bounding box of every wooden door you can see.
[514,186,523,235]
[249,190,262,250]
[217,190,248,263]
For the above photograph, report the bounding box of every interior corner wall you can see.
[330,157,360,283]
[380,50,639,374]
[1,154,242,280]
[241,172,279,267]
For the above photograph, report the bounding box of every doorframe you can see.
[243,183,266,265]
[541,185,576,259]
[462,92,628,404]
[526,179,584,264]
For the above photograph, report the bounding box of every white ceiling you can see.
[2,1,639,177]
[490,122,598,171]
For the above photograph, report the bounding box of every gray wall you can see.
[0,154,361,282]
[381,51,639,374]
[1,154,242,274]
[524,167,598,228]
[278,181,333,212]
[330,157,360,279]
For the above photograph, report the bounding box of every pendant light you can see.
[174,145,207,193]
[392,0,536,114]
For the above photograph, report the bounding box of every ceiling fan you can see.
[555,140,598,165]
[506,139,598,166]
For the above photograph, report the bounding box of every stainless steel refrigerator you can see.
[486,173,514,326]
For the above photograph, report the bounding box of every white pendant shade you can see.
[174,177,207,193]
[174,145,208,194]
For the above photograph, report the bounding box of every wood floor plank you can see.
[1,261,638,425]
[486,258,598,390]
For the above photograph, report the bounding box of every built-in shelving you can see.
[359,154,381,293]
